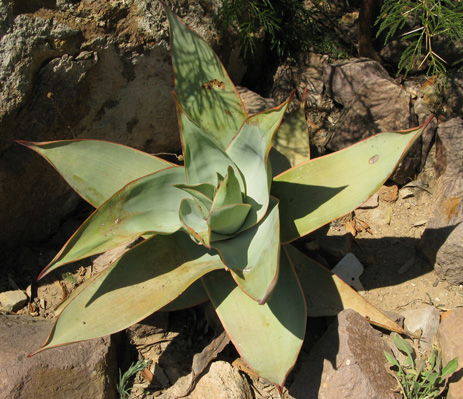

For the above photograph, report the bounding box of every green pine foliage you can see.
[216,0,352,61]
[376,0,463,79]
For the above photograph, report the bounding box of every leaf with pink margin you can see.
[39,166,188,278]
[273,116,434,243]
[202,248,306,389]
[31,232,224,355]
[17,140,174,208]
[212,197,280,304]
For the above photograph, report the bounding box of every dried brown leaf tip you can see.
[201,79,225,90]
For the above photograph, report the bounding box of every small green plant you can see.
[117,359,149,399]
[376,0,463,79]
[20,3,432,392]
[385,334,459,399]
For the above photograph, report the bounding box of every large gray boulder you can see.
[421,118,463,284]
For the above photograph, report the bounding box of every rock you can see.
[0,315,118,399]
[323,58,434,184]
[437,308,463,399]
[0,289,28,312]
[378,185,399,202]
[321,232,353,264]
[383,311,405,328]
[307,226,353,265]
[271,53,328,110]
[289,309,400,399]
[237,86,277,115]
[444,77,463,118]
[0,15,82,129]
[332,253,365,292]
[401,306,440,353]
[420,118,463,285]
[0,0,13,36]
[359,193,379,209]
[188,361,252,399]
[160,360,252,399]
[1,0,247,256]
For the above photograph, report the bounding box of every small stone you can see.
[401,306,440,353]
[0,290,28,312]
[188,361,252,399]
[332,253,365,291]
[318,231,353,262]
[160,361,252,399]
[400,187,415,199]
[359,193,379,209]
[383,311,405,328]
[237,86,277,115]
[413,220,427,227]
[378,185,399,202]
[437,308,463,399]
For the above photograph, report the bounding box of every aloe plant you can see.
[18,4,433,392]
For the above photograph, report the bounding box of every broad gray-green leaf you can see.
[175,183,216,206]
[179,198,211,247]
[178,104,244,191]
[202,250,306,389]
[284,244,406,333]
[208,203,251,235]
[227,98,291,230]
[212,198,280,304]
[273,117,434,243]
[159,280,209,312]
[270,93,310,176]
[39,167,188,278]
[32,233,224,354]
[166,6,247,149]
[175,186,214,214]
[17,140,174,208]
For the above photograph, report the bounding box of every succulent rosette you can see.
[18,4,432,390]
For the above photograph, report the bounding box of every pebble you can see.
[0,290,28,312]
[359,193,379,209]
[401,306,440,353]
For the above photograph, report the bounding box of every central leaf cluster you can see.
[176,164,250,246]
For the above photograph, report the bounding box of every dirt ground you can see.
[339,145,463,313]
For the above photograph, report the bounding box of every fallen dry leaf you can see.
[356,218,372,234]
[345,221,357,237]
